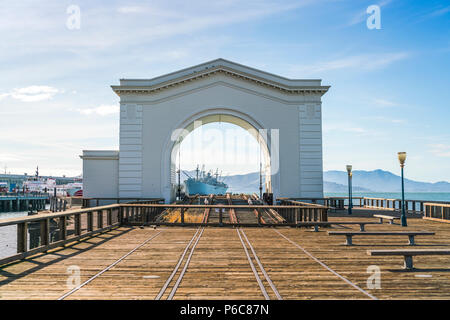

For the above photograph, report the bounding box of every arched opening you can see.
[163,110,273,202]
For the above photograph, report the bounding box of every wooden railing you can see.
[279,197,450,215]
[0,204,123,266]
[121,203,328,225]
[0,201,327,265]
[278,199,328,221]
[423,203,450,223]
[82,197,164,208]
[362,197,450,214]
[278,197,364,210]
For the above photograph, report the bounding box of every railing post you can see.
[97,210,103,229]
[119,206,124,224]
[87,212,93,231]
[75,214,81,236]
[107,209,112,226]
[17,222,28,253]
[40,218,50,247]
[141,207,146,224]
[59,216,67,241]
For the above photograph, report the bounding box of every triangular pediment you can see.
[112,58,329,96]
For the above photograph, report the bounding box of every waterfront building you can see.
[81,59,329,203]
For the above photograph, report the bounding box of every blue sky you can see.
[0,0,449,182]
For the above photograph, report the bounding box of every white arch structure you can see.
[164,109,274,201]
[81,59,330,203]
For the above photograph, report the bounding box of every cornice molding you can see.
[112,65,330,97]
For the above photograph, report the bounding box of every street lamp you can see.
[346,165,353,215]
[398,152,407,227]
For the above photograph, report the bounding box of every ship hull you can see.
[185,180,227,196]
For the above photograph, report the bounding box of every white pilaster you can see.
[119,104,143,197]
[299,103,324,197]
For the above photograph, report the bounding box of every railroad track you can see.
[237,228,282,300]
[58,229,164,300]
[273,229,378,300]
[155,227,204,300]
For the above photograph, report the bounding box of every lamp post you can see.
[346,165,353,215]
[398,152,407,227]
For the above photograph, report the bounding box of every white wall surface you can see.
[81,151,119,198]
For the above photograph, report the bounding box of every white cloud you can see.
[429,144,450,157]
[369,116,406,124]
[427,6,450,18]
[77,104,120,116]
[324,125,367,134]
[373,99,399,107]
[117,6,143,14]
[0,86,59,102]
[291,52,410,75]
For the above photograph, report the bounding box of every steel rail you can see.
[236,228,270,300]
[58,230,163,300]
[240,229,283,300]
[273,229,377,300]
[155,227,201,300]
[167,228,205,299]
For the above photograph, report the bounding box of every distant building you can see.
[0,173,78,192]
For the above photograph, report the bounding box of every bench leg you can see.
[345,235,353,246]
[379,218,383,224]
[359,224,365,232]
[389,220,394,225]
[408,235,415,246]
[403,255,414,270]
[313,225,319,232]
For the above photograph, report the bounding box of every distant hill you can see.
[179,169,450,194]
[324,181,372,192]
[180,170,264,194]
[324,169,450,192]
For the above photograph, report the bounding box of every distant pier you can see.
[0,195,48,212]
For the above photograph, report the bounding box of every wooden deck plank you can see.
[1,215,449,300]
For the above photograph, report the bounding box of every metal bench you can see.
[297,221,379,232]
[373,214,399,224]
[367,249,450,270]
[328,231,435,246]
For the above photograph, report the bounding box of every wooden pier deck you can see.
[1,214,449,300]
